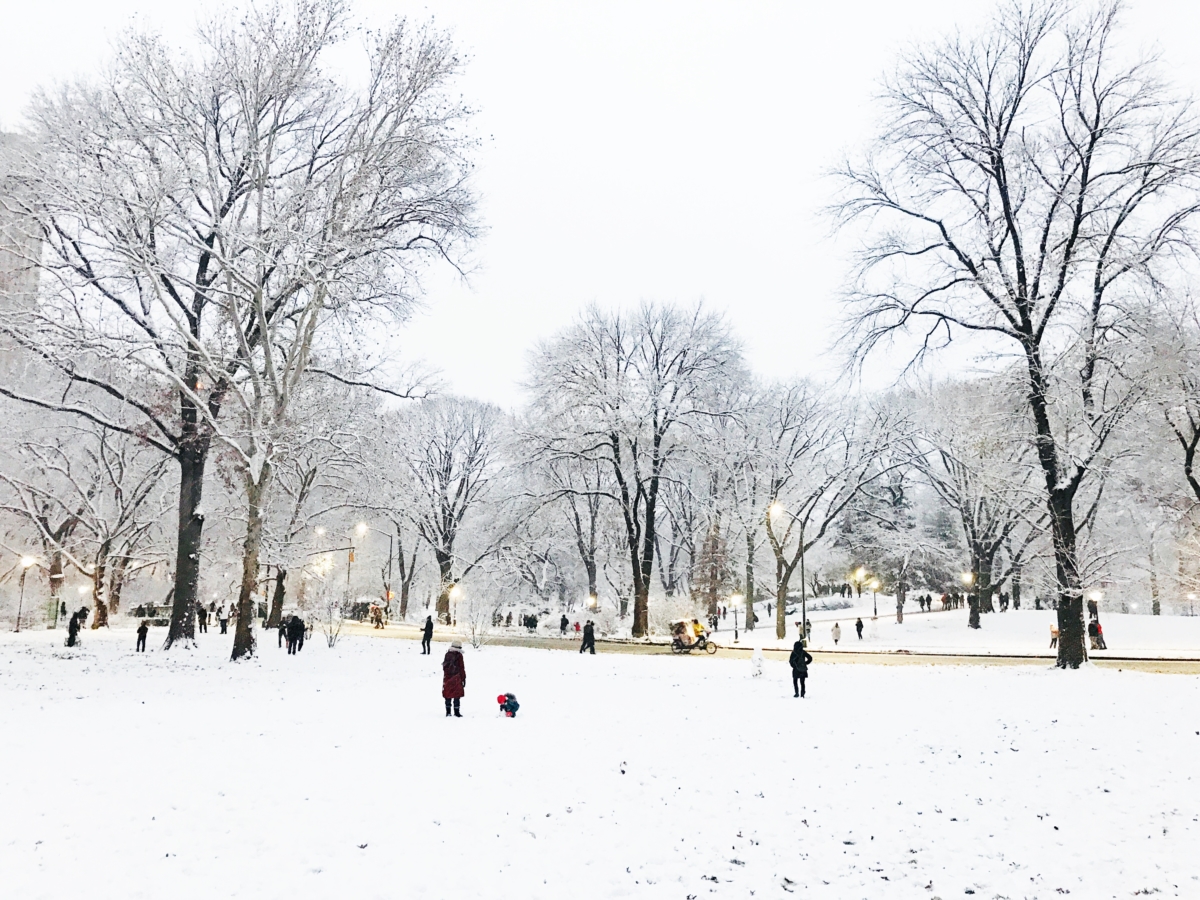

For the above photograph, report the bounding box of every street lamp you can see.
[14,556,37,633]
[731,592,744,642]
[869,579,880,618]
[449,585,462,627]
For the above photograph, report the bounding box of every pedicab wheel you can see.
[671,641,683,654]
[705,640,718,654]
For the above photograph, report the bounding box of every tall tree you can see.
[834,0,1200,666]
[1,1,478,653]
[527,302,741,637]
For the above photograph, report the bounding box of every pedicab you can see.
[670,619,717,654]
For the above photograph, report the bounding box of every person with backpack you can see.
[789,633,813,698]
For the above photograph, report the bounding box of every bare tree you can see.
[1,1,478,654]
[912,380,1045,625]
[398,398,504,623]
[526,302,742,637]
[834,0,1200,666]
[763,389,907,638]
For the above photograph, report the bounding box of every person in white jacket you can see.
[832,622,842,645]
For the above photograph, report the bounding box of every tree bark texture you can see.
[232,472,270,660]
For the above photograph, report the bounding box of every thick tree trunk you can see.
[165,443,209,648]
[744,530,756,631]
[266,567,287,629]
[48,550,64,620]
[435,551,454,624]
[91,542,110,629]
[978,555,994,615]
[232,472,269,661]
[1024,347,1087,668]
[108,555,129,616]
[1049,494,1086,668]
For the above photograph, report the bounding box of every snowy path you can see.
[1,628,1198,899]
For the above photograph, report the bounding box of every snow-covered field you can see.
[2,626,1198,899]
[732,600,1200,658]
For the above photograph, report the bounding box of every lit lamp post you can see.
[14,556,37,632]
[1189,592,1197,616]
[869,579,880,618]
[449,585,462,627]
[731,592,744,642]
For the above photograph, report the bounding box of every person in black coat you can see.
[855,617,864,640]
[421,615,434,654]
[66,610,84,647]
[136,620,149,652]
[789,639,813,698]
[579,620,596,654]
[196,606,208,634]
[286,615,305,654]
[277,618,287,648]
[560,614,569,636]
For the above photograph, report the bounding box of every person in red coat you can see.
[442,640,466,717]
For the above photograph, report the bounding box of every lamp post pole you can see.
[16,567,28,633]
[14,557,37,633]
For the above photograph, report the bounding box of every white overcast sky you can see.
[4,0,1200,409]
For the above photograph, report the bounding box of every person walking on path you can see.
[580,620,596,654]
[421,615,434,654]
[831,622,841,645]
[1049,623,1059,649]
[217,606,229,635]
[286,615,305,654]
[855,618,864,640]
[789,638,813,698]
[442,641,466,717]
[277,618,287,648]
[196,606,208,634]
[136,620,148,652]
[560,614,569,636]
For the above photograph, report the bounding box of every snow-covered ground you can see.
[722,600,1200,658]
[2,626,1198,899]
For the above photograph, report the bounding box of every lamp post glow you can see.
[731,592,744,642]
[449,585,462,627]
[14,556,37,633]
[869,579,880,618]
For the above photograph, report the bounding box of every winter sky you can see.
[4,0,1200,409]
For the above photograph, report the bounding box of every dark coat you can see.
[442,648,466,698]
[286,616,305,640]
[423,618,434,639]
[788,641,813,676]
[582,622,595,642]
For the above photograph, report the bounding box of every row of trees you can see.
[6,290,1200,657]
[5,0,1200,669]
